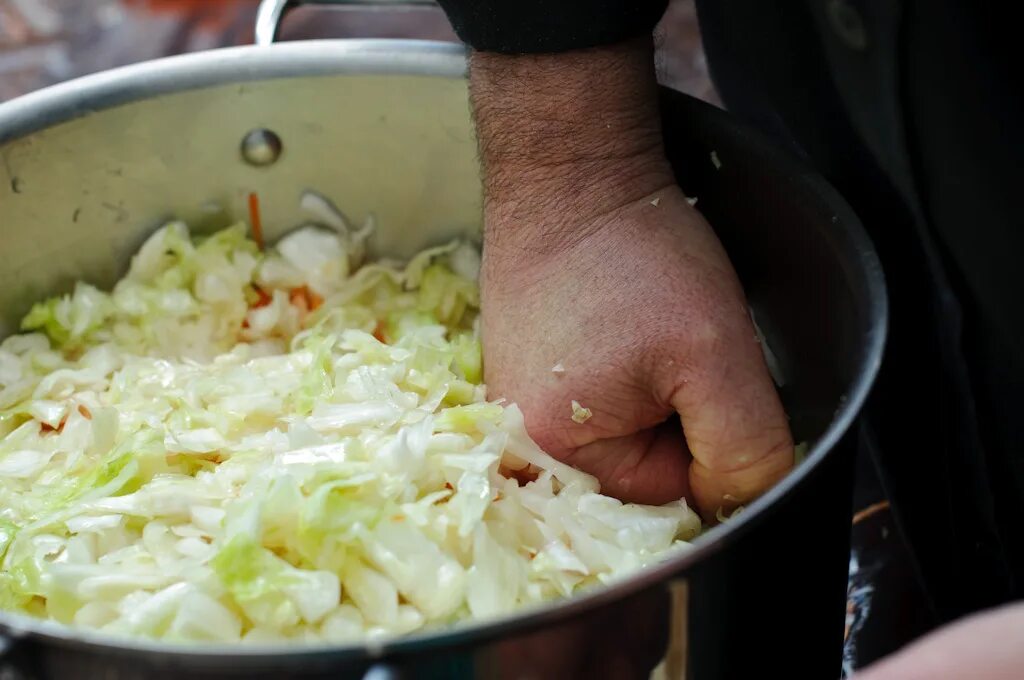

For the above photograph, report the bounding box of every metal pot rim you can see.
[0,39,468,146]
[0,39,888,661]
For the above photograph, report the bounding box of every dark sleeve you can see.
[434,0,669,53]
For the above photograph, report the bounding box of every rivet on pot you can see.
[240,128,283,167]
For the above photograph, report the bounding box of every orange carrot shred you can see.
[40,414,69,435]
[248,192,264,251]
[372,321,387,343]
[288,286,324,315]
[289,287,308,313]
[252,286,272,309]
[78,404,92,420]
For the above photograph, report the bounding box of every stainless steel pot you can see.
[0,3,887,678]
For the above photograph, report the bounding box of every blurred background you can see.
[1,0,926,676]
[0,0,717,103]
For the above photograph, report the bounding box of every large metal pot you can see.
[0,8,886,679]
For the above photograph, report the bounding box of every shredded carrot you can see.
[241,286,272,332]
[372,321,387,343]
[391,515,405,522]
[252,286,272,309]
[77,404,92,420]
[247,192,264,251]
[40,414,69,435]
[289,288,308,314]
[289,286,323,314]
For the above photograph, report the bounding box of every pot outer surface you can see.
[0,41,886,680]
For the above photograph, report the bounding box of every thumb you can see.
[667,317,794,519]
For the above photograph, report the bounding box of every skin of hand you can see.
[470,38,794,517]
[853,602,1024,680]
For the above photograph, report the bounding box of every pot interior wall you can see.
[0,73,481,338]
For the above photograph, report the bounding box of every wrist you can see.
[470,38,674,253]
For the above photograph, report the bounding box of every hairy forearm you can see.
[469,38,674,251]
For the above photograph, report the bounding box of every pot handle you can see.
[363,663,402,680]
[0,633,33,680]
[660,578,690,679]
[255,0,437,46]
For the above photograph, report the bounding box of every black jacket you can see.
[436,0,1024,624]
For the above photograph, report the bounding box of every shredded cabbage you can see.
[0,214,700,644]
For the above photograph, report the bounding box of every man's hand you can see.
[853,602,1024,679]
[472,39,793,518]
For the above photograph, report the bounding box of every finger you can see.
[561,420,692,506]
[853,603,1024,680]
[667,306,794,519]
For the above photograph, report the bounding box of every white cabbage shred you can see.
[0,214,700,644]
